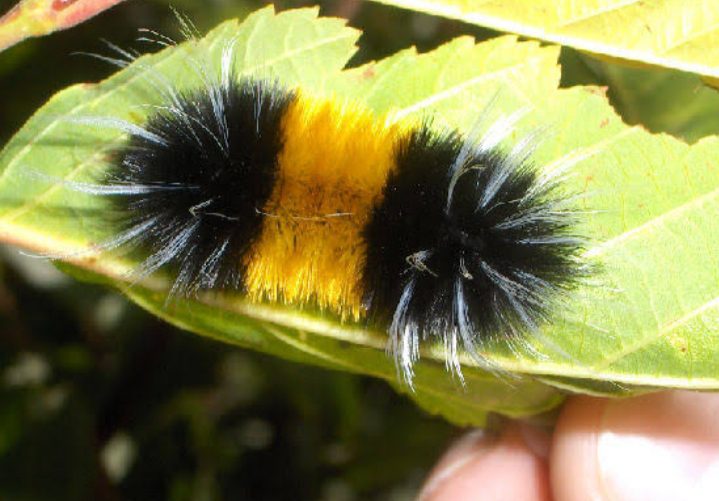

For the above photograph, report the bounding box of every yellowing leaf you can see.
[368,0,719,79]
[0,0,126,52]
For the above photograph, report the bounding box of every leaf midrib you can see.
[372,0,719,78]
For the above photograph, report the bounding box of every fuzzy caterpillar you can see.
[38,19,586,386]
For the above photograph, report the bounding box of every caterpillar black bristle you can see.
[55,29,586,385]
[106,79,294,295]
[364,123,583,381]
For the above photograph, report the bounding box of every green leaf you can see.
[530,94,719,393]
[1,6,717,426]
[367,0,719,80]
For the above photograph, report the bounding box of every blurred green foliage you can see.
[2,0,719,500]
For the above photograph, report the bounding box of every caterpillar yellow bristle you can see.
[57,31,586,386]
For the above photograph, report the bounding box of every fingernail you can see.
[597,391,719,501]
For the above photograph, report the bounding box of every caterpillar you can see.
[46,21,586,385]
